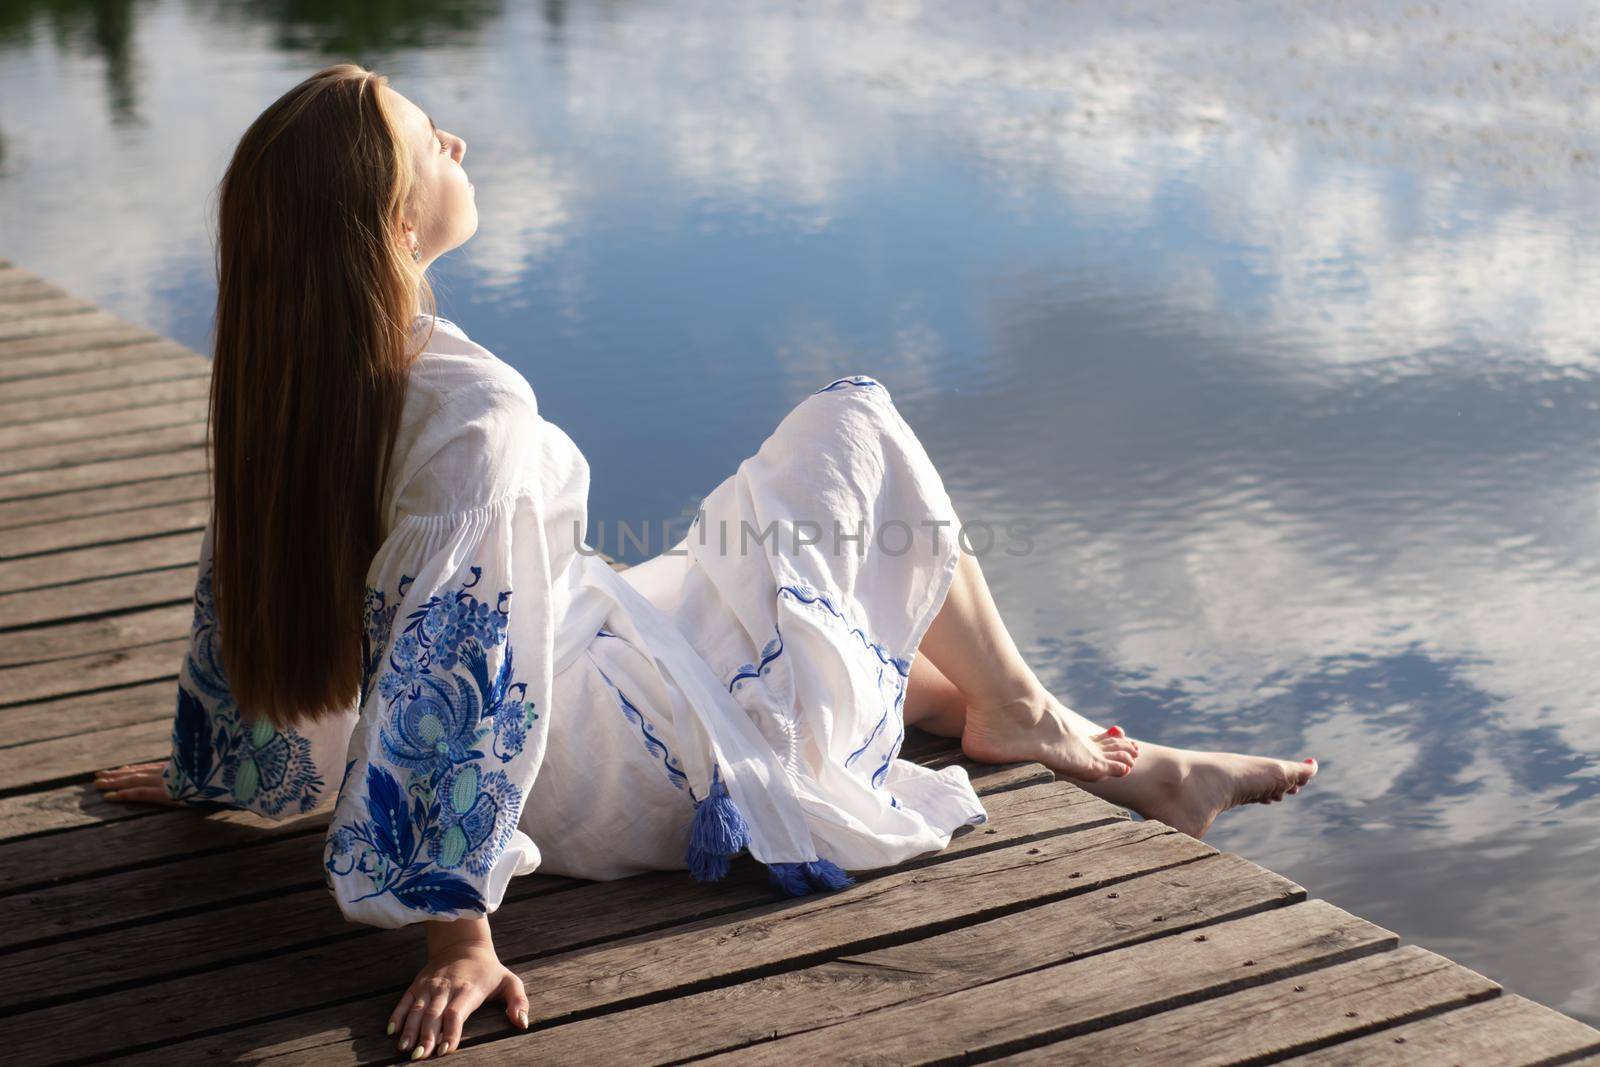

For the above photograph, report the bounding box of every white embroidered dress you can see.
[162,314,988,929]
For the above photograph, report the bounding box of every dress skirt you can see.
[519,375,988,884]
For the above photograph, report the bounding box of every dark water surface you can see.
[3,0,1596,1023]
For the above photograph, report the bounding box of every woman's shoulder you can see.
[388,315,545,520]
[407,313,539,415]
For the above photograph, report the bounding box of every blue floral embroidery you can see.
[166,560,325,816]
[775,582,913,792]
[813,375,884,395]
[728,627,784,692]
[777,583,913,678]
[324,566,540,917]
[589,638,690,793]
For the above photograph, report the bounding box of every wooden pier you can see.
[1,259,1596,1066]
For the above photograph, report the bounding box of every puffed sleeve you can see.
[161,518,357,818]
[321,383,557,928]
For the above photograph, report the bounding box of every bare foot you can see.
[961,693,1139,782]
[1134,749,1319,838]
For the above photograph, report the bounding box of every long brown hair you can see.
[208,63,436,730]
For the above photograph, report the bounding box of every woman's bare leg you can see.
[917,549,1138,781]
[913,549,1318,837]
[904,654,968,738]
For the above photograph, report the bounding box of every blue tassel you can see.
[685,763,750,882]
[765,858,857,897]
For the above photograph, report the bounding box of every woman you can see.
[92,64,1316,1060]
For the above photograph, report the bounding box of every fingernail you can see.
[412,1044,427,1060]
[387,1021,396,1036]
[518,1008,529,1028]
[398,1035,411,1051]
[105,791,120,799]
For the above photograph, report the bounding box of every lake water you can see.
[2,0,1596,1025]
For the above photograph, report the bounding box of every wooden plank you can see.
[0,767,1098,954]
[0,353,206,400]
[0,395,206,451]
[0,782,165,840]
[3,672,180,742]
[0,561,193,628]
[0,602,188,667]
[0,472,207,531]
[0,760,1080,1011]
[3,782,1142,1063]
[0,373,209,424]
[0,279,76,304]
[433,851,1304,1066]
[0,328,173,361]
[0,339,203,381]
[0,421,206,476]
[0,295,99,323]
[0,755,1034,893]
[0,309,154,343]
[0,495,208,555]
[1280,993,1600,1066]
[0,527,199,593]
[0,444,206,501]
[688,900,1396,1066]
[0,802,328,895]
[1000,946,1500,1065]
[0,716,172,793]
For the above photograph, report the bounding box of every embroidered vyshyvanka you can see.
[162,314,988,929]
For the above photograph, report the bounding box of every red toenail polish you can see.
[1108,725,1123,737]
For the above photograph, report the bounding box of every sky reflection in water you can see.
[1,0,1596,1023]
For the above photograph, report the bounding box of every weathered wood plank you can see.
[1279,993,1600,1066]
[2,672,180,743]
[0,295,99,323]
[1001,945,1500,1065]
[0,444,206,501]
[0,339,202,381]
[0,354,206,401]
[0,602,188,668]
[0,769,1099,955]
[0,497,207,557]
[0,802,328,895]
[0,761,1079,1011]
[0,395,206,451]
[0,422,206,476]
[0,472,207,531]
[4,782,1142,1063]
[0,309,156,343]
[0,325,165,358]
[0,528,199,594]
[689,899,1396,1066]
[0,716,172,794]
[0,279,76,304]
[0,373,209,425]
[435,852,1304,1066]
[0,562,193,628]
[0,782,158,839]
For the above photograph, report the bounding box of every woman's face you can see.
[383,86,476,270]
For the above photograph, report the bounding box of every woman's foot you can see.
[961,693,1139,782]
[1123,746,1319,838]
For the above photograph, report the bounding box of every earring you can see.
[411,245,422,262]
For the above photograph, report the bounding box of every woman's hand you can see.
[92,761,182,806]
[391,917,530,1058]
